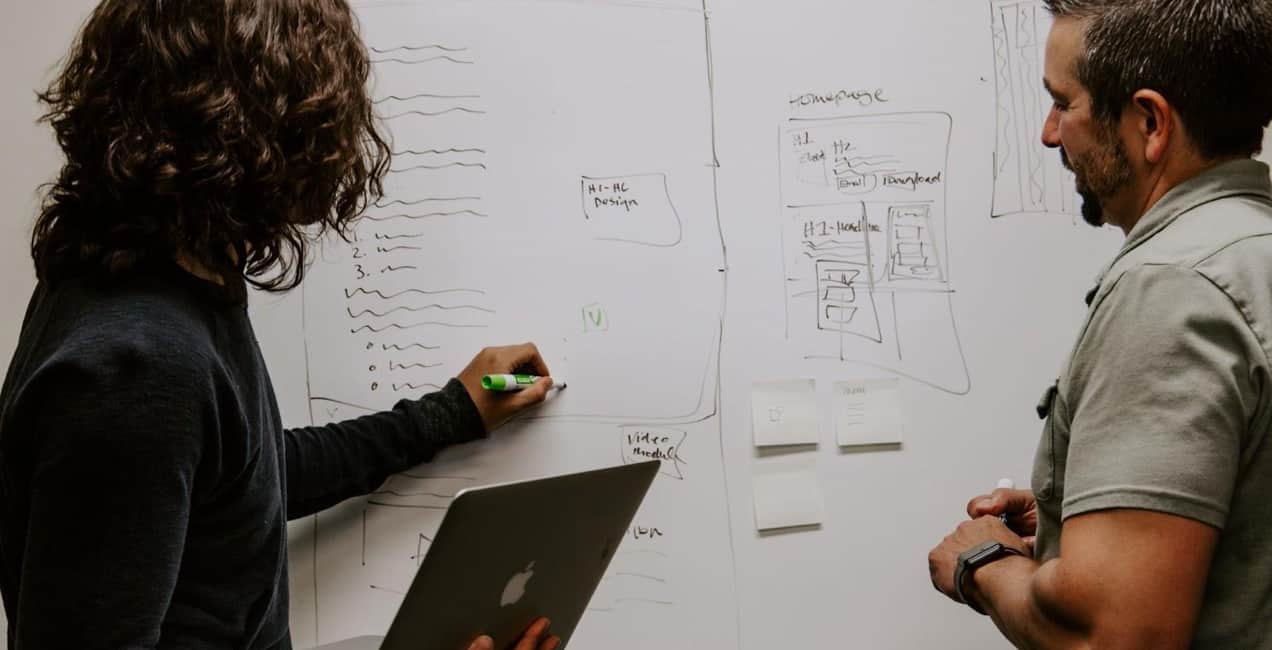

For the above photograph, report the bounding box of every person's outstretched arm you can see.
[284,343,555,519]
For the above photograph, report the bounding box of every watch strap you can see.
[954,541,1025,615]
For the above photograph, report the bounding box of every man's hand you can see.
[967,488,1038,552]
[456,343,555,433]
[466,617,561,650]
[928,516,1030,605]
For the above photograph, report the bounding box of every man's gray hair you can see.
[1043,0,1272,158]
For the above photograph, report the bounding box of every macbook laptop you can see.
[313,460,661,650]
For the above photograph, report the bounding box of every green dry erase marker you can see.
[481,374,542,391]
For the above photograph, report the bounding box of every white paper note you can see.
[753,465,825,531]
[751,379,819,447]
[833,378,903,447]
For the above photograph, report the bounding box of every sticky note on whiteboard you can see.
[751,379,819,447]
[833,378,903,447]
[753,465,825,531]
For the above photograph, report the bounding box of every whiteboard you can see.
[2,1,1271,649]
[281,2,735,647]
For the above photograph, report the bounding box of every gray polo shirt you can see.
[1032,159,1272,648]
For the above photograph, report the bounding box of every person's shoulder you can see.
[1189,207,1272,279]
[1164,189,1272,267]
[22,273,226,390]
[1098,262,1221,309]
[1105,190,1272,317]
[1091,261,1271,370]
[1117,201,1270,277]
[1177,190,1272,316]
[0,273,237,457]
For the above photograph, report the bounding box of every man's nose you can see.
[1041,105,1062,149]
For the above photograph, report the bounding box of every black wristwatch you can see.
[953,541,1026,615]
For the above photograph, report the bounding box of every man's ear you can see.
[1131,89,1173,164]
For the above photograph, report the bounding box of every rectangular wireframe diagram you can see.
[304,6,723,429]
[990,0,1079,217]
[289,2,734,649]
[779,112,969,395]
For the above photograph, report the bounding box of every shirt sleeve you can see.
[282,378,485,520]
[14,352,208,649]
[1062,264,1263,529]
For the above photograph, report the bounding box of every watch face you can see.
[965,542,1003,565]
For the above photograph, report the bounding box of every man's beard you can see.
[1060,138,1131,228]
[1076,187,1103,227]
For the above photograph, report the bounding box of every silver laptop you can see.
[316,460,660,650]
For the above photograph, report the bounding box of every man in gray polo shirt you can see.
[927,1,1272,647]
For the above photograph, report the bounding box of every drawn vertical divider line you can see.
[701,0,743,645]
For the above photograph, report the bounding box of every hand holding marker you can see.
[482,374,567,393]
[996,478,1014,524]
[457,344,558,432]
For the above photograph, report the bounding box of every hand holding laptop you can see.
[380,461,659,649]
[467,617,561,650]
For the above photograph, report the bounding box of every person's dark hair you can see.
[33,0,391,299]
[1043,0,1272,159]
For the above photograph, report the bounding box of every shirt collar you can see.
[1085,159,1272,305]
[1120,158,1272,256]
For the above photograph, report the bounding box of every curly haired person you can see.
[0,2,558,648]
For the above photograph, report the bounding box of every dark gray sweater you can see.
[0,265,484,648]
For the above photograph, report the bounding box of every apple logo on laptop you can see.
[501,561,536,607]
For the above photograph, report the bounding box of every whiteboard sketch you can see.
[779,112,970,395]
[290,1,736,648]
[990,0,1079,218]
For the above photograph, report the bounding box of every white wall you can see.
[0,2,97,366]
